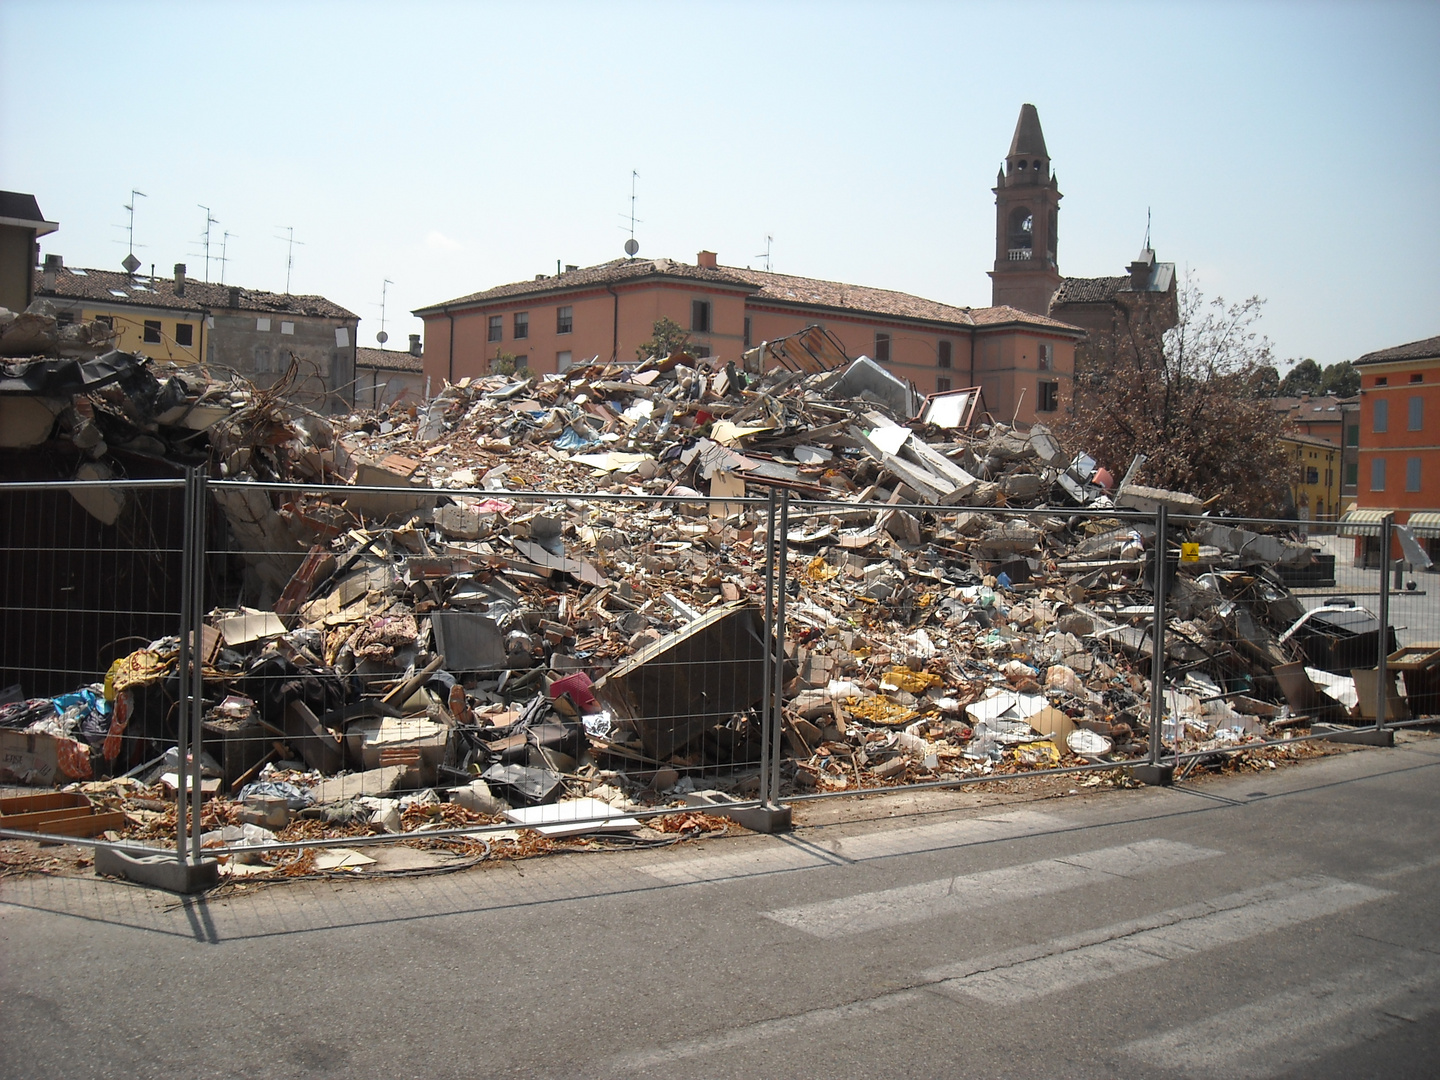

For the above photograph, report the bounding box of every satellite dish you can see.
[624,238,639,257]
[121,253,141,274]
[376,330,389,345]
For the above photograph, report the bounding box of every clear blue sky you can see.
[4,1,1436,368]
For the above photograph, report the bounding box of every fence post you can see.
[769,489,790,806]
[174,471,196,865]
[188,467,207,864]
[1375,513,1393,733]
[758,489,777,808]
[1135,503,1174,786]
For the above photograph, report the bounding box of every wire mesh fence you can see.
[3,471,1435,872]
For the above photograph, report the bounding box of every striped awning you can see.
[1338,509,1388,537]
[1404,511,1440,539]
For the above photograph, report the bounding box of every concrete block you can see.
[1131,763,1174,786]
[95,848,220,894]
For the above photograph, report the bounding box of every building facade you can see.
[0,192,58,313]
[356,335,428,410]
[1354,335,1440,531]
[38,259,359,413]
[415,253,1084,428]
[1280,433,1341,524]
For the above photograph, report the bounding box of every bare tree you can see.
[1062,275,1292,517]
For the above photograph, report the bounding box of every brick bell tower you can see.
[989,103,1063,315]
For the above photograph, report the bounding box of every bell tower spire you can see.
[988,103,1063,315]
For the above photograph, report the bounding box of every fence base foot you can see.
[95,848,220,894]
[685,791,793,833]
[1312,724,1395,747]
[1131,764,1174,787]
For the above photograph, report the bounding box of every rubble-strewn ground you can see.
[4,309,1436,878]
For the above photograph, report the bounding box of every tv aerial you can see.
[377,278,395,345]
[620,169,641,257]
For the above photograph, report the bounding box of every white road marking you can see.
[604,989,923,1072]
[1122,956,1440,1078]
[640,809,1056,885]
[930,875,1391,1004]
[763,839,1220,938]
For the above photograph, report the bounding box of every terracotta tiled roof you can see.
[418,257,1083,334]
[1354,335,1440,366]
[39,266,357,320]
[415,258,753,313]
[1051,276,1129,305]
[356,346,423,372]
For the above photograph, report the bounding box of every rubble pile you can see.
[4,311,1431,868]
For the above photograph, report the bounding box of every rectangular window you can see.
[1038,342,1053,370]
[1374,399,1388,432]
[175,323,194,347]
[143,319,162,343]
[488,315,503,342]
[1344,461,1358,488]
[1375,376,1388,386]
[1412,373,1424,383]
[1038,380,1059,412]
[1409,396,1423,431]
[693,344,711,359]
[334,326,349,347]
[1371,457,1386,492]
[56,310,76,327]
[1345,424,1359,447]
[1407,457,1422,492]
[513,311,529,339]
[691,300,711,333]
[743,317,751,349]
[556,306,573,335]
[874,332,891,363]
[95,314,113,329]
[938,340,952,369]
[556,350,573,371]
[1305,466,1319,485]
[280,321,295,336]
[256,317,271,332]
[937,376,952,392]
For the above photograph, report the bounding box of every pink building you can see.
[415,252,1082,429]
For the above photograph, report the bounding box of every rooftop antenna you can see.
[1143,207,1152,253]
[120,189,146,274]
[218,231,236,285]
[755,234,773,271]
[377,278,395,346]
[618,169,641,257]
[198,205,219,282]
[274,225,304,294]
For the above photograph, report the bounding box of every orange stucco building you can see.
[414,252,1083,429]
[1352,334,1440,562]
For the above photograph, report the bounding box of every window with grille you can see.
[556,306,573,335]
[488,315,502,342]
[513,312,529,340]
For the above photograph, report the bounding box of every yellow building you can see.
[1281,433,1340,523]
[40,258,206,365]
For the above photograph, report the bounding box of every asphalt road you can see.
[3,735,1439,1080]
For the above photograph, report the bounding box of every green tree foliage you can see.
[636,317,691,361]
[1061,277,1291,517]
[1248,363,1281,398]
[1279,358,1322,397]
[489,351,521,376]
[1320,360,1360,397]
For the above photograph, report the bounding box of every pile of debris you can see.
[4,313,1434,863]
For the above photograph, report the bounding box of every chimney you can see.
[409,333,422,358]
[173,263,186,297]
[41,253,62,291]
[227,286,241,308]
[697,250,718,269]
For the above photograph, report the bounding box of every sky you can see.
[3,1,1437,369]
